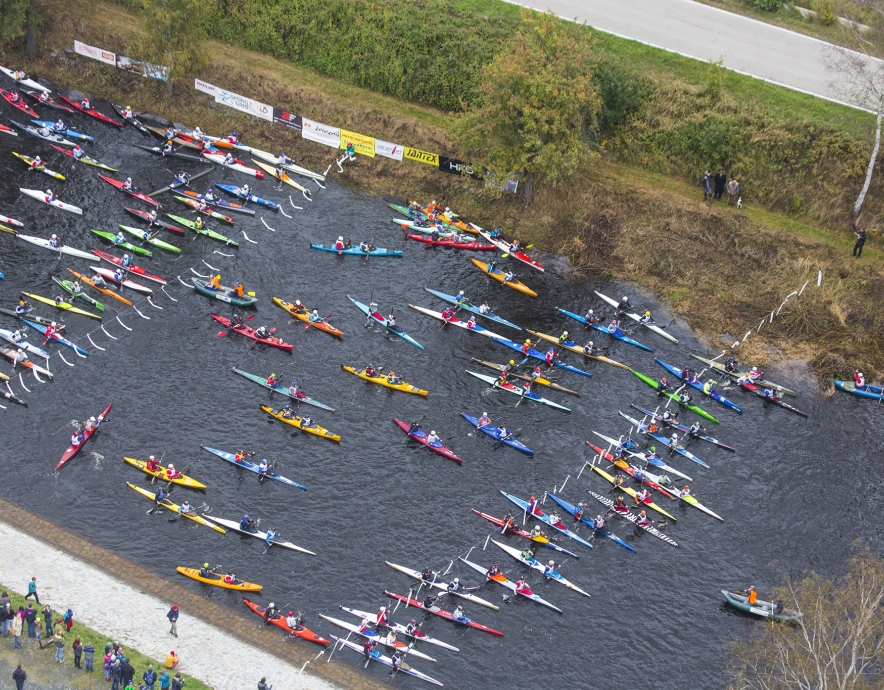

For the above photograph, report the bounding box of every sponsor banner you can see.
[74,40,116,66]
[439,156,477,178]
[273,108,302,132]
[340,129,375,158]
[404,147,439,166]
[194,79,217,97]
[302,118,341,148]
[374,139,404,161]
[215,87,272,122]
[116,55,168,82]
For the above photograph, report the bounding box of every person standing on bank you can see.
[24,578,38,604]
[854,226,867,258]
[714,171,726,200]
[167,605,179,637]
[12,663,26,689]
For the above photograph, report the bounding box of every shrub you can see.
[593,61,646,133]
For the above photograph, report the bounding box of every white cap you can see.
[548,560,554,566]
[149,455,155,460]
[168,464,175,470]
[51,234,57,239]
[445,207,450,211]
[431,430,436,435]
[312,309,318,315]
[295,300,301,306]
[337,236,343,242]
[588,309,593,314]
[482,411,488,416]
[562,330,568,336]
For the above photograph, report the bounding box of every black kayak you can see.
[133,144,211,164]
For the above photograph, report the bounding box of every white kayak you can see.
[594,290,678,344]
[491,539,591,598]
[201,151,264,178]
[330,636,442,686]
[201,515,315,555]
[408,304,505,340]
[0,213,24,228]
[0,328,50,359]
[384,561,500,610]
[19,188,82,214]
[247,146,327,181]
[90,267,153,295]
[592,430,693,482]
[17,234,98,261]
[0,67,50,93]
[318,615,437,662]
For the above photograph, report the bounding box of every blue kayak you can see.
[200,445,307,490]
[654,359,743,414]
[546,493,636,553]
[214,183,279,210]
[646,432,710,468]
[492,336,592,379]
[556,307,653,352]
[20,319,89,356]
[31,120,93,142]
[311,243,402,257]
[424,287,522,330]
[500,492,593,550]
[461,413,534,455]
[347,296,424,349]
[833,379,884,401]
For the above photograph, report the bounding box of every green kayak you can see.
[166,214,239,246]
[118,225,181,254]
[52,276,105,312]
[631,369,721,424]
[90,229,153,257]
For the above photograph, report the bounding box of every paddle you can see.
[364,237,374,262]
[405,415,427,442]
[304,313,332,330]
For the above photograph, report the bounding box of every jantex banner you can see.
[273,108,302,132]
[302,118,341,148]
[404,147,439,166]
[340,129,375,158]
[74,40,116,66]
[374,139,404,161]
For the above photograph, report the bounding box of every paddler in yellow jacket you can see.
[208,274,220,290]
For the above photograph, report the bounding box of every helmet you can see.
[51,234,57,239]
[167,139,173,145]
[431,200,436,204]
[650,446,656,451]
[549,560,555,566]
[453,578,459,584]
[529,496,536,502]
[445,207,450,212]
[291,381,297,387]
[167,464,175,470]
[430,430,436,435]
[588,309,594,314]
[525,339,531,344]
[284,404,291,410]
[509,360,515,365]
[751,366,758,372]
[203,562,209,568]
[662,377,667,382]
[288,611,294,616]
[337,236,344,242]
[47,189,52,195]
[562,330,568,336]
[124,254,129,259]
[233,281,240,287]
[295,300,301,306]
[389,371,394,376]
[268,602,275,608]
[74,145,80,150]
[243,514,249,521]
[622,296,628,301]
[312,309,318,316]
[149,455,156,460]
[458,290,464,296]
[645,311,651,316]
[51,322,57,327]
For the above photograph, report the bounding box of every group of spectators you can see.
[701,170,740,205]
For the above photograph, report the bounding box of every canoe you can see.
[21,292,100,320]
[342,365,427,395]
[655,358,743,413]
[329,636,441,686]
[55,404,111,471]
[99,175,159,207]
[272,297,342,337]
[251,159,311,194]
[546,493,637,553]
[16,234,98,261]
[52,277,104,312]
[384,561,499,610]
[202,516,314,555]
[67,270,133,308]
[526,329,630,370]
[409,304,505,339]
[470,510,580,558]
[33,120,93,142]
[588,464,677,522]
[424,287,522,330]
[631,369,720,424]
[210,315,293,352]
[177,189,255,216]
[90,267,153,295]
[338,606,460,651]
[738,381,808,418]
[214,183,279,210]
[0,328,50,359]
[90,229,153,257]
[21,318,89,356]
[499,492,593,549]
[465,370,572,412]
[123,457,206,489]
[468,359,581,396]
[833,379,884,401]
[319,615,438,663]
[110,104,151,135]
[393,418,462,464]
[459,556,562,613]
[230,368,334,412]
[91,250,166,285]
[491,336,593,378]
[56,94,123,126]
[51,144,117,171]
[192,278,257,307]
[586,490,680,548]
[22,90,73,111]
[11,152,65,180]
[0,68,50,93]
[176,567,262,592]
[9,119,75,146]
[165,214,238,245]
[202,151,264,178]
[2,90,38,116]
[118,224,181,253]
[556,307,653,352]
[133,144,210,164]
[241,598,328,645]
[19,188,81,214]
[689,354,798,397]
[406,233,494,250]
[173,195,234,224]
[0,346,52,378]
[460,413,534,455]
[470,258,537,297]
[594,290,678,343]
[348,296,423,349]
[200,445,307,490]
[260,405,340,442]
[126,484,226,534]
[490,539,593,596]
[475,230,545,272]
[628,404,735,451]
[721,590,801,623]
[311,243,403,257]
[384,591,504,636]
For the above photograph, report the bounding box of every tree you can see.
[727,549,884,690]
[137,0,212,92]
[0,0,37,57]
[452,9,600,204]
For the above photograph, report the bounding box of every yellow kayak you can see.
[126,483,226,534]
[589,464,677,522]
[341,365,428,396]
[260,405,341,442]
[176,567,262,592]
[22,291,102,320]
[123,457,207,490]
[469,258,537,297]
[526,330,630,370]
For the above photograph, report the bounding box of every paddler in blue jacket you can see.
[239,514,258,533]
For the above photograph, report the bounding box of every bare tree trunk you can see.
[25,0,36,58]
[520,171,534,206]
[854,105,882,218]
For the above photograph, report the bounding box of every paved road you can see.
[511,0,881,110]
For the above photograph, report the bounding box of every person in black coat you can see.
[12,663,26,689]
[714,171,726,200]
[121,660,135,686]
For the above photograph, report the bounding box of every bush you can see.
[815,0,836,25]
[745,0,782,11]
[593,61,646,133]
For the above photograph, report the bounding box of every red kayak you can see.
[211,314,293,352]
[384,591,504,636]
[124,207,184,234]
[241,598,329,646]
[1,89,38,117]
[23,90,75,113]
[99,175,159,207]
[393,418,462,464]
[91,249,167,285]
[406,233,496,251]
[0,123,16,136]
[55,404,112,472]
[56,93,123,127]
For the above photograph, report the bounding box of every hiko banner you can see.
[302,118,341,149]
[439,156,477,178]
[215,87,272,122]
[273,108,302,132]
[74,40,116,66]
[340,129,375,158]
[404,147,439,166]
[374,139,404,161]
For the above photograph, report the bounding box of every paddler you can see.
[334,236,348,253]
[197,199,210,214]
[486,564,501,579]
[162,139,174,156]
[618,296,633,314]
[594,514,606,530]
[688,422,705,438]
[634,488,650,505]
[121,105,134,119]
[543,560,557,579]
[264,528,278,547]
[281,404,295,419]
[519,547,534,562]
[228,131,238,144]
[69,428,84,448]
[497,425,513,441]
[48,233,60,249]
[679,484,693,498]
[253,325,269,339]
[15,300,31,316]
[164,126,175,140]
[581,340,598,356]
[390,649,404,673]
[121,253,133,269]
[359,240,375,253]
[645,446,660,464]
[702,379,717,395]
[478,412,491,427]
[241,183,251,197]
[234,450,248,464]
[386,371,402,385]
[199,563,215,577]
[387,313,397,328]
[230,282,244,299]
[72,144,85,161]
[479,301,491,314]
[362,639,375,662]
[613,496,628,513]
[376,606,389,627]
[364,363,378,377]
[175,171,189,186]
[177,500,194,516]
[636,510,652,527]
[854,369,866,389]
[521,338,533,355]
[526,495,539,514]
[455,290,468,305]
[557,330,570,344]
[502,268,514,283]
[263,602,279,624]
[29,154,43,170]
[426,430,441,446]
[222,152,235,166]
[724,354,738,372]
[285,611,302,631]
[514,579,531,596]
[521,381,533,396]
[529,525,545,539]
[38,124,52,137]
[54,293,65,306]
[662,408,678,422]
[502,513,516,531]
[607,318,620,334]
[531,366,544,382]
[640,310,654,324]
[113,231,126,245]
[204,187,216,202]
[113,268,126,283]
[291,299,308,314]
[44,188,56,203]
[510,238,521,252]
[657,377,671,395]
[584,308,598,325]
[224,572,238,585]
[257,459,269,476]
[300,415,314,428]
[239,514,258,533]
[678,391,692,405]
[71,281,83,296]
[746,586,758,605]
[7,91,20,103]
[489,227,502,239]
[153,487,169,506]
[440,306,456,321]
[466,315,478,329]
[288,380,300,397]
[43,320,57,338]
[748,366,764,382]
[53,120,65,132]
[309,310,322,323]
[762,388,781,403]
[165,464,182,480]
[146,456,160,473]
[447,578,465,593]
[668,433,679,451]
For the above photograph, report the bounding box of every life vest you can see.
[748,589,758,605]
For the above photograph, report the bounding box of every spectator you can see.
[103,651,113,681]
[1,602,11,637]
[24,604,36,638]
[0,591,9,609]
[53,631,65,663]
[258,678,273,690]
[63,608,74,632]
[73,636,83,669]
[171,673,185,690]
[41,606,51,636]
[121,657,135,687]
[167,606,179,637]
[726,178,740,205]
[24,577,39,604]
[54,618,64,637]
[111,658,123,690]
[124,682,135,690]
[165,649,179,669]
[159,670,171,690]
[854,226,867,258]
[12,607,23,648]
[143,664,158,690]
[12,663,26,690]
[84,640,95,672]
[701,171,713,203]
[714,171,726,200]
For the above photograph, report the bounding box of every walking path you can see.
[512,0,882,110]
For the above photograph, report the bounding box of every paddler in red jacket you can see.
[521,339,532,355]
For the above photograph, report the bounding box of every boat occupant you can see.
[426,430,440,445]
[479,301,491,314]
[239,514,258,533]
[48,233,61,248]
[54,294,65,306]
[205,188,216,202]
[288,380,300,397]
[584,308,597,325]
[162,139,174,155]
[529,525,545,538]
[510,238,521,252]
[503,269,514,282]
[234,450,248,463]
[634,488,650,505]
[376,606,389,627]
[526,495,538,514]
[121,105,134,118]
[285,611,302,630]
[178,500,194,515]
[702,379,717,395]
[309,310,322,323]
[300,415,314,428]
[531,366,544,382]
[619,296,633,314]
[253,325,269,339]
[45,189,56,203]
[447,578,464,593]
[258,459,269,475]
[514,579,531,595]
[748,366,764,382]
[465,316,477,329]
[362,639,374,661]
[199,563,214,577]
[228,313,243,330]
[281,404,295,419]
[607,318,620,334]
[387,314,396,328]
[679,484,693,498]
[441,306,456,321]
[762,388,781,403]
[678,391,692,405]
[29,155,43,169]
[595,515,606,529]
[486,564,501,579]
[724,355,737,372]
[387,371,401,385]
[498,425,512,440]
[364,363,377,377]
[73,145,85,160]
[69,429,84,447]
[38,124,52,137]
[747,586,758,605]
[228,131,238,144]
[334,236,347,252]
[640,310,653,324]
[668,433,679,451]
[521,339,533,355]
[153,488,169,505]
[657,377,670,395]
[264,528,278,546]
[662,408,678,422]
[146,455,160,473]
[613,496,627,513]
[223,572,238,585]
[636,510,652,526]
[452,605,466,621]
[489,227,501,239]
[478,412,491,427]
[519,547,534,562]
[222,152,235,166]
[231,281,244,298]
[543,561,557,578]
[113,268,126,283]
[263,602,279,624]
[854,369,866,389]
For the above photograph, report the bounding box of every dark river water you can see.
[1,93,882,690]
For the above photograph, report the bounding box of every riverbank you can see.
[3,0,883,383]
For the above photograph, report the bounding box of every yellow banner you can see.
[404,147,439,166]
[340,129,375,158]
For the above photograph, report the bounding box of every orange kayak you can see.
[272,297,343,337]
[242,598,329,646]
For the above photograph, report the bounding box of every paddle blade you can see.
[217,331,227,337]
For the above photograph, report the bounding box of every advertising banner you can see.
[116,55,168,82]
[438,156,477,178]
[74,40,116,66]
[404,147,439,166]
[302,118,341,148]
[339,129,375,158]
[374,139,404,161]
[215,87,272,122]
[194,79,217,97]
[273,108,302,132]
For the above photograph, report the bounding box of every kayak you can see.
[459,556,562,613]
[470,258,537,297]
[50,144,117,171]
[90,229,153,257]
[738,381,809,418]
[165,214,238,245]
[210,315,293,352]
[526,329,630,370]
[475,230,545,272]
[192,278,257,307]
[655,358,743,413]
[423,287,522,330]
[0,213,23,227]
[594,290,679,344]
[634,463,724,521]
[247,148,326,181]
[56,94,123,126]
[409,304,505,339]
[23,90,73,112]
[19,188,81,214]
[721,590,802,623]
[21,318,89,356]
[145,125,204,149]
[490,539,593,596]
[33,120,93,142]
[99,175,159,207]
[645,432,710,468]
[0,68,50,93]
[173,195,234,223]
[546,493,637,553]
[118,224,181,253]
[200,445,307,490]
[0,382,26,406]
[311,243,403,257]
[468,359,580,396]
[588,464,677,521]
[230,368,334,412]
[406,232,495,250]
[320,619,437,664]
[598,426,690,482]
[384,591,504,637]
[461,413,534,455]
[556,307,653,352]
[214,183,279,210]
[251,159,311,194]
[393,418,462,464]
[465,370,572,412]
[110,104,151,135]
[22,292,101,320]
[67,269,133,307]
[833,379,884,401]
[491,336,593,378]
[55,404,111,471]
[272,297,343,337]
[329,636,441,686]
[396,218,457,238]
[261,404,341,442]
[202,515,315,555]
[241,598,328,645]
[500,492,593,550]
[16,233,98,261]
[52,277,104,312]
[90,250,166,285]
[9,119,75,146]
[0,124,15,137]
[689,354,798,397]
[176,567,262,592]
[202,151,265,178]
[587,490,679,548]
[133,144,210,164]
[384,561,499,610]
[0,346,51,377]
[631,369,720,424]
[127,484,226,534]
[339,607,459,653]
[348,296,424,349]
[122,207,180,235]
[0,328,50,359]
[90,267,153,295]
[177,189,255,216]
[629,403,735,451]
[11,152,65,180]
[1,308,62,329]
[470,510,580,558]
[388,204,468,231]
[123,457,206,489]
[1,90,38,116]
[341,365,427,395]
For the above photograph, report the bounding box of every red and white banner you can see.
[374,139,404,161]
[302,118,341,149]
[74,40,116,66]
[194,79,217,97]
